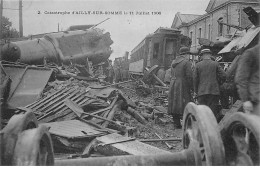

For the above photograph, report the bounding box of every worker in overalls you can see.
[167,47,193,128]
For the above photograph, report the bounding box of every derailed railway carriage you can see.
[129,27,191,77]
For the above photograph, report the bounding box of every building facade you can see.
[171,0,260,52]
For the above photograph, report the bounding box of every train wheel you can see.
[2,110,38,165]
[220,112,260,165]
[12,125,54,165]
[182,102,225,165]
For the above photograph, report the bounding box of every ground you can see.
[118,81,183,153]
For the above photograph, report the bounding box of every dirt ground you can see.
[118,82,183,153]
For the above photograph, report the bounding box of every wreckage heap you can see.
[0,61,183,163]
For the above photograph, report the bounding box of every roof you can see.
[206,0,228,13]
[179,14,202,24]
[206,0,260,13]
[172,0,260,28]
[154,27,180,33]
[171,12,201,28]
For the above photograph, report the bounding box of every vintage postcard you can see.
[1,0,259,166]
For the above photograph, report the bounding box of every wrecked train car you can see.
[1,28,113,66]
[129,27,190,77]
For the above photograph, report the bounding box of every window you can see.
[153,43,159,58]
[198,28,202,38]
[190,31,193,44]
[165,39,177,55]
[165,40,173,55]
[227,25,230,34]
[218,17,223,36]
[208,24,211,40]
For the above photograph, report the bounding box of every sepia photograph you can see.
[0,0,259,166]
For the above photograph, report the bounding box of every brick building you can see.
[171,0,260,52]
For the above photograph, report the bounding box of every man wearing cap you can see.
[194,48,226,120]
[168,46,193,128]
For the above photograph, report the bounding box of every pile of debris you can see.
[8,73,177,157]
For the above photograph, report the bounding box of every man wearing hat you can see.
[167,46,193,128]
[194,48,226,120]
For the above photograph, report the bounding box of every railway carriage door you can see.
[163,38,177,69]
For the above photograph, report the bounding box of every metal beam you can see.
[55,148,199,166]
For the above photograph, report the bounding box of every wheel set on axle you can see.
[219,112,260,165]
[0,109,54,166]
[1,103,260,165]
[182,102,260,166]
[182,103,225,165]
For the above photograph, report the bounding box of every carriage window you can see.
[165,40,177,55]
[153,43,159,58]
[165,40,174,55]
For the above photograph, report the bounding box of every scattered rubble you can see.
[0,61,177,158]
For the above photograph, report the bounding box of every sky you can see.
[3,0,210,61]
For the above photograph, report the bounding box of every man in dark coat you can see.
[194,49,226,120]
[106,60,114,83]
[235,44,260,115]
[167,47,193,128]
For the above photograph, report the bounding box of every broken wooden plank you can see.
[53,97,89,122]
[94,133,171,156]
[44,92,86,116]
[126,107,148,124]
[82,95,118,119]
[65,99,127,133]
[155,133,173,149]
[26,87,69,108]
[37,92,86,121]
[31,88,73,110]
[81,139,98,158]
[40,94,87,122]
[101,97,120,127]
[90,80,132,89]
[41,120,106,139]
[98,137,136,146]
[57,102,118,134]
[65,99,117,124]
[38,89,76,112]
[40,90,81,115]
[138,138,182,142]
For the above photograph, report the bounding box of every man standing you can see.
[167,47,193,128]
[235,44,260,115]
[107,60,114,83]
[194,49,226,120]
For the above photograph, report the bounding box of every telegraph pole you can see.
[19,0,23,37]
[0,0,3,39]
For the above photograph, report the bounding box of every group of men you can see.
[167,45,260,128]
[105,59,129,84]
